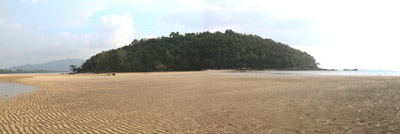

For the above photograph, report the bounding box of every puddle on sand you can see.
[0,82,36,98]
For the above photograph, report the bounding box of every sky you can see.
[1,0,399,70]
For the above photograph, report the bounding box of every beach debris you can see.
[106,73,116,76]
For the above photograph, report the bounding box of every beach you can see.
[0,71,399,133]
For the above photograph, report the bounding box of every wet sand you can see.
[0,71,399,133]
[0,82,36,98]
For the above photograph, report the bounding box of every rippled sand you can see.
[0,71,400,133]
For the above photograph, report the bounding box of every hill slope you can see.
[78,30,318,72]
[9,59,85,72]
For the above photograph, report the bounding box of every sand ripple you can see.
[1,72,400,133]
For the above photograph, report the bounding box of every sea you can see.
[226,69,400,76]
[0,81,36,98]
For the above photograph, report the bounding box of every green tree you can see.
[78,30,319,72]
[154,62,167,71]
[70,65,77,73]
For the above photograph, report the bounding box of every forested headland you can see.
[77,30,319,73]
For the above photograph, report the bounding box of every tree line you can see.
[77,30,319,73]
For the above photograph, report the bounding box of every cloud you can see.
[69,5,104,27]
[1,0,399,70]
[159,4,238,32]
[0,26,95,68]
[36,25,45,30]
[0,20,22,29]
[271,0,400,70]
[19,0,39,3]
[0,11,135,68]
[101,12,135,47]
[160,0,319,45]
[0,1,136,68]
[10,23,22,29]
[182,0,221,11]
[159,0,400,70]
[208,24,239,32]
[146,35,156,39]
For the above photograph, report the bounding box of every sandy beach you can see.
[0,71,400,133]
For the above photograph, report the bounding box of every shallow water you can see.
[0,81,36,98]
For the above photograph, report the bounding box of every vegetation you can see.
[70,65,78,73]
[78,30,318,73]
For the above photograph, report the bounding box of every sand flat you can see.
[0,71,400,133]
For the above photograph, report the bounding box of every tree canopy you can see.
[78,30,318,73]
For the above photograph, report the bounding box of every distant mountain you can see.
[8,59,85,72]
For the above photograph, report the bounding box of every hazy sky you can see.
[1,0,399,70]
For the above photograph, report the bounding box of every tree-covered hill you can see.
[78,30,318,73]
